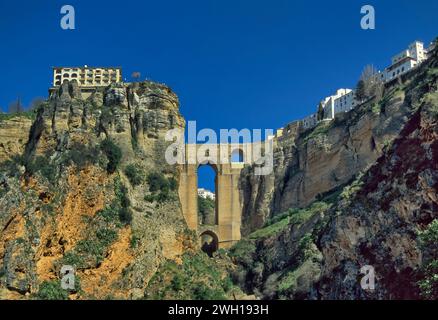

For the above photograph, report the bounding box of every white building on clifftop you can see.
[319,88,357,120]
[52,65,122,87]
[383,41,428,82]
[198,188,215,200]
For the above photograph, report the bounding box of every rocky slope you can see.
[231,43,438,300]
[240,63,427,235]
[0,80,195,299]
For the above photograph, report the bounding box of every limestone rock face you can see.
[240,82,412,235]
[0,116,33,162]
[0,80,190,299]
[233,49,438,300]
[318,100,438,299]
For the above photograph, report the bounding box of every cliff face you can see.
[0,115,33,163]
[240,60,428,235]
[318,93,438,299]
[0,81,191,299]
[231,47,438,300]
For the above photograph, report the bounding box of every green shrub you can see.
[63,143,99,169]
[229,240,256,268]
[124,164,144,186]
[96,228,118,246]
[417,219,438,299]
[297,233,314,262]
[27,156,57,184]
[100,138,122,173]
[198,195,215,224]
[96,205,120,224]
[61,252,85,269]
[193,283,225,300]
[144,172,177,204]
[76,239,105,259]
[145,252,228,300]
[168,177,177,191]
[97,178,131,226]
[147,172,169,193]
[119,207,133,225]
[144,194,155,202]
[171,274,184,291]
[221,275,233,292]
[130,235,140,249]
[37,280,69,300]
[0,154,25,177]
[115,178,130,208]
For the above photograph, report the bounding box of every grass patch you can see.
[301,121,332,144]
[248,202,330,240]
[0,110,37,124]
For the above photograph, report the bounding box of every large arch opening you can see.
[231,148,244,163]
[197,163,218,226]
[200,230,219,257]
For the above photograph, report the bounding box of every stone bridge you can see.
[178,143,255,249]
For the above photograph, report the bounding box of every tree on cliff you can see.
[131,72,141,81]
[355,79,367,102]
[317,102,325,121]
[355,64,384,102]
[8,97,24,113]
[28,97,45,110]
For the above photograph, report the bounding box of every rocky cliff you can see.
[1,41,437,301]
[231,43,438,300]
[0,115,33,163]
[0,81,194,299]
[240,50,434,235]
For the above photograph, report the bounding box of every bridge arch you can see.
[231,148,245,163]
[200,230,219,256]
[197,163,218,225]
[178,143,248,249]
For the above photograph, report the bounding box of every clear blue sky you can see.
[0,0,437,191]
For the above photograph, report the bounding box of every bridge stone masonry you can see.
[177,140,273,250]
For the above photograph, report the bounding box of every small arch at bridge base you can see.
[200,230,219,257]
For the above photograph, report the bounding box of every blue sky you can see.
[0,0,437,191]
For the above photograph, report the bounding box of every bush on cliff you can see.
[145,252,230,300]
[124,163,144,186]
[417,219,438,300]
[36,281,69,300]
[27,156,57,184]
[144,172,177,204]
[100,138,122,173]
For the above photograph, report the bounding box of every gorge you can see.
[0,40,437,300]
